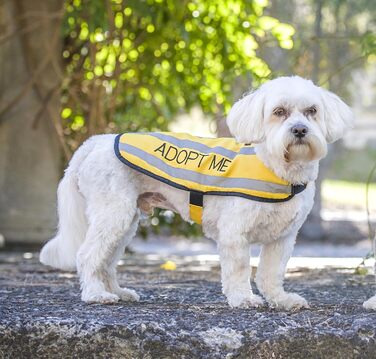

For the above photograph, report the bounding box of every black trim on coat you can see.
[114,133,306,204]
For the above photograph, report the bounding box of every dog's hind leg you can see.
[102,213,140,301]
[76,192,139,304]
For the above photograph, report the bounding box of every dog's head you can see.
[227,76,354,162]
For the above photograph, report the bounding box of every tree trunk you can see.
[0,0,64,244]
[312,0,322,84]
[299,0,326,241]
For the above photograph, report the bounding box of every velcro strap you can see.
[189,191,204,224]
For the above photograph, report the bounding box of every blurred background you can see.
[0,0,375,254]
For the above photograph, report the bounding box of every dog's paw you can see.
[268,292,309,310]
[82,291,120,304]
[227,293,264,308]
[363,295,376,310]
[116,287,140,302]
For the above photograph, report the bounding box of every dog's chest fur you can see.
[247,186,314,243]
[246,201,300,243]
[204,183,314,244]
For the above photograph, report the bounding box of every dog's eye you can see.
[273,108,287,117]
[305,106,317,116]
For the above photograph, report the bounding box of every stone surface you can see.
[1,251,376,358]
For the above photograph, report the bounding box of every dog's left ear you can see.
[320,89,354,143]
[226,90,266,144]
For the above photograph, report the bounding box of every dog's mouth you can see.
[292,137,309,146]
[284,139,313,162]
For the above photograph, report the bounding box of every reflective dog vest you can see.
[114,132,306,224]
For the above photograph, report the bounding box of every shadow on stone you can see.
[1,251,376,358]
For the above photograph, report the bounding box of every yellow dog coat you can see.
[114,132,306,224]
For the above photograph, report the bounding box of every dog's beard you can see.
[267,126,327,163]
[285,135,327,162]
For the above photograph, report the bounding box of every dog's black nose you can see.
[291,124,308,138]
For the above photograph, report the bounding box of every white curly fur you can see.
[40,76,356,309]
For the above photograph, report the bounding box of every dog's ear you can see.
[320,89,354,143]
[226,90,265,143]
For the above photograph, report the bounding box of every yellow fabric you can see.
[115,132,297,223]
[189,204,203,225]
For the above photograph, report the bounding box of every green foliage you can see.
[360,32,376,57]
[61,0,295,237]
[138,209,203,238]
[61,0,294,145]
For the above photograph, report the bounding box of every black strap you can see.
[189,191,204,207]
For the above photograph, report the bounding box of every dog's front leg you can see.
[256,234,309,310]
[218,232,263,308]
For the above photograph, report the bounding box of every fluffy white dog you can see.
[40,76,355,310]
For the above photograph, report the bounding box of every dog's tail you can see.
[40,139,94,271]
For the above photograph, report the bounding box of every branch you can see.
[31,82,61,129]
[106,0,116,34]
[310,34,366,41]
[10,0,71,160]
[366,160,376,242]
[0,2,64,121]
[14,10,63,21]
[50,106,72,161]
[0,21,41,46]
[318,55,366,86]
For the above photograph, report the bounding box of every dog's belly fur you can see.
[138,189,306,244]
[136,173,314,246]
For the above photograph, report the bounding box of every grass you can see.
[322,179,376,210]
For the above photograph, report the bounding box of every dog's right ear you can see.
[226,90,266,144]
[319,89,354,143]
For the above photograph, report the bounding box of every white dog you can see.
[40,76,355,310]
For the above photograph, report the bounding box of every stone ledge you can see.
[1,251,376,358]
